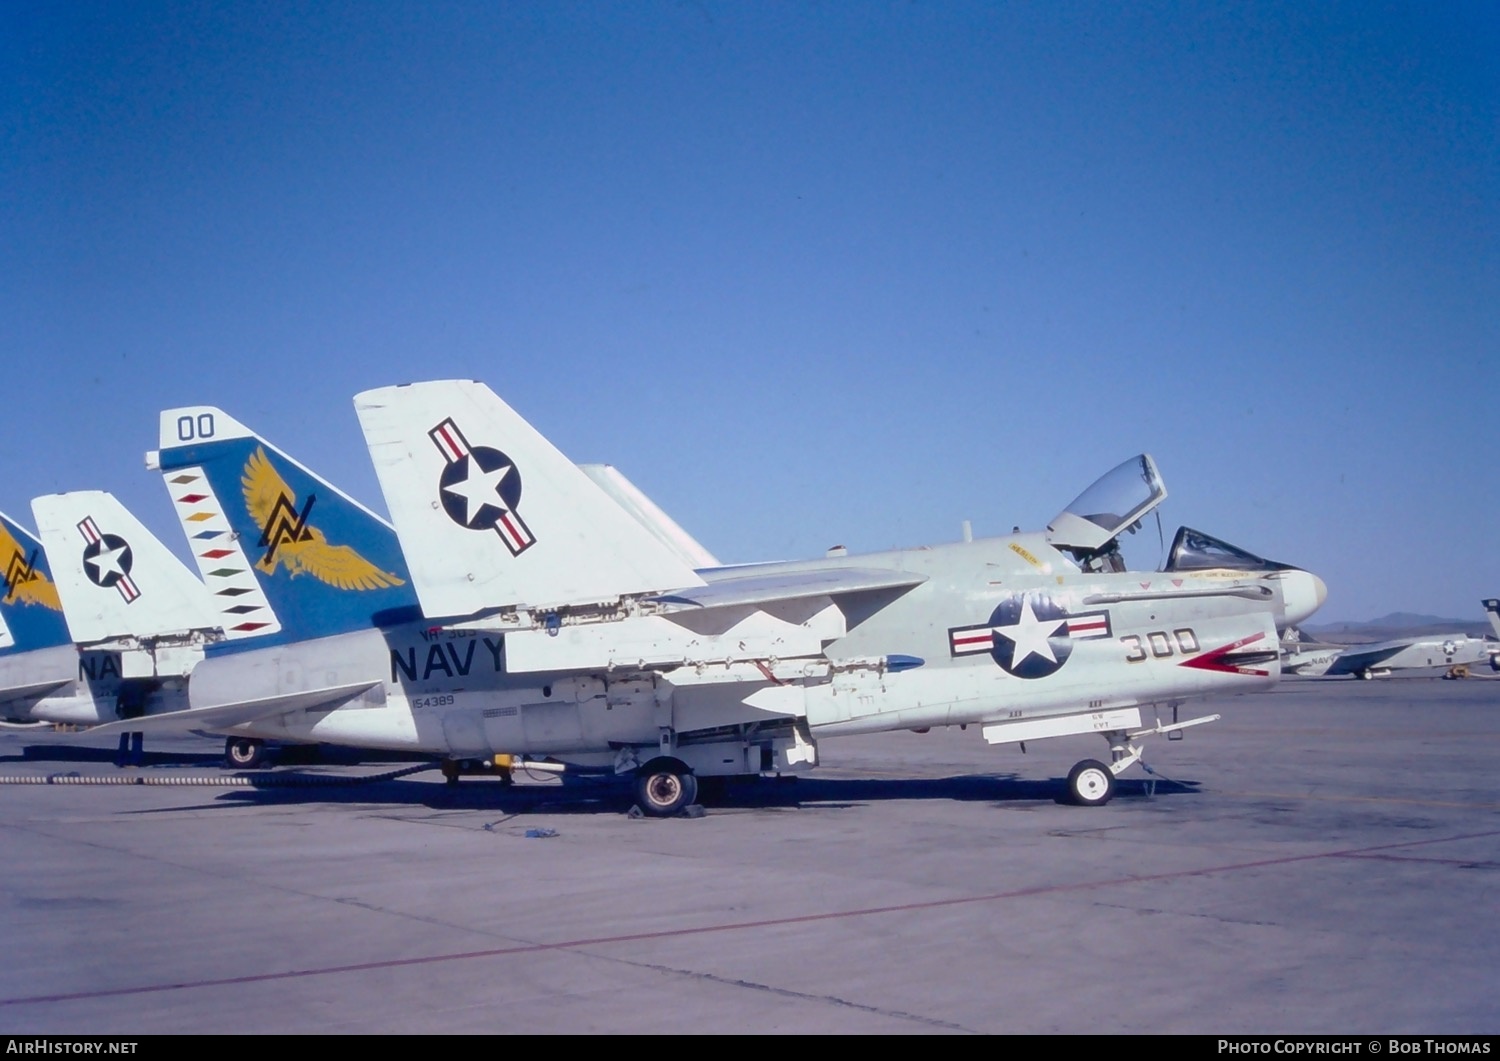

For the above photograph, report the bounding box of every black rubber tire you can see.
[1067,759,1115,806]
[634,759,698,817]
[225,737,268,770]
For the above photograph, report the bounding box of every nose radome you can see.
[1280,570,1328,628]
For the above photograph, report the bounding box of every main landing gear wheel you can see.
[224,737,269,770]
[634,759,698,817]
[1067,759,1115,806]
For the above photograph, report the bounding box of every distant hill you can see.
[1304,612,1492,644]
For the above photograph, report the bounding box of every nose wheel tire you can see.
[1067,759,1115,806]
[634,759,698,817]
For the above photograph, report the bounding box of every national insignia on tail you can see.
[428,417,536,557]
[76,516,140,603]
[241,447,405,591]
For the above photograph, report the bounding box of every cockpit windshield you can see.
[1046,454,1167,553]
[1163,526,1292,573]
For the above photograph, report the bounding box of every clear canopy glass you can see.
[1163,526,1291,573]
[1046,454,1167,552]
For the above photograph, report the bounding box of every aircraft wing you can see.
[1322,640,1416,676]
[653,567,927,611]
[495,566,928,674]
[86,681,381,735]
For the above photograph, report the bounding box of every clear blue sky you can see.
[3,2,1496,622]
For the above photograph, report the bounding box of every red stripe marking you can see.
[437,423,464,461]
[499,512,523,544]
[1179,631,1269,674]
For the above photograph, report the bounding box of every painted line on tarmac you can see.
[0,765,432,787]
[1219,789,1500,810]
[5,826,1498,1009]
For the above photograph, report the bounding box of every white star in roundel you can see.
[86,543,129,582]
[442,458,513,525]
[993,598,1065,667]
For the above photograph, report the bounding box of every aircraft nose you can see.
[1280,570,1328,628]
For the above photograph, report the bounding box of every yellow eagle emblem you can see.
[0,522,63,611]
[241,446,405,591]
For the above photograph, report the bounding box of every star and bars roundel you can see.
[76,517,140,604]
[947,594,1112,679]
[428,418,536,556]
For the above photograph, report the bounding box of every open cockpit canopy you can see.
[1046,454,1166,555]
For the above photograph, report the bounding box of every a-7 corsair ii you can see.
[100,386,1323,812]
[349,379,1326,811]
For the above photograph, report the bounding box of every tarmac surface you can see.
[1,674,1497,1034]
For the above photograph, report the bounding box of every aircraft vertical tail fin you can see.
[1483,599,1500,640]
[354,380,706,620]
[150,408,418,645]
[0,511,70,654]
[30,491,223,645]
[578,463,720,570]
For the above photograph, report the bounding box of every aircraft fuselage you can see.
[192,534,1286,773]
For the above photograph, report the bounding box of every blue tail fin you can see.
[0,510,71,655]
[151,407,420,647]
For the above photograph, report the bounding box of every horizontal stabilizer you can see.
[355,380,706,618]
[87,681,381,735]
[0,643,78,710]
[0,676,73,707]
